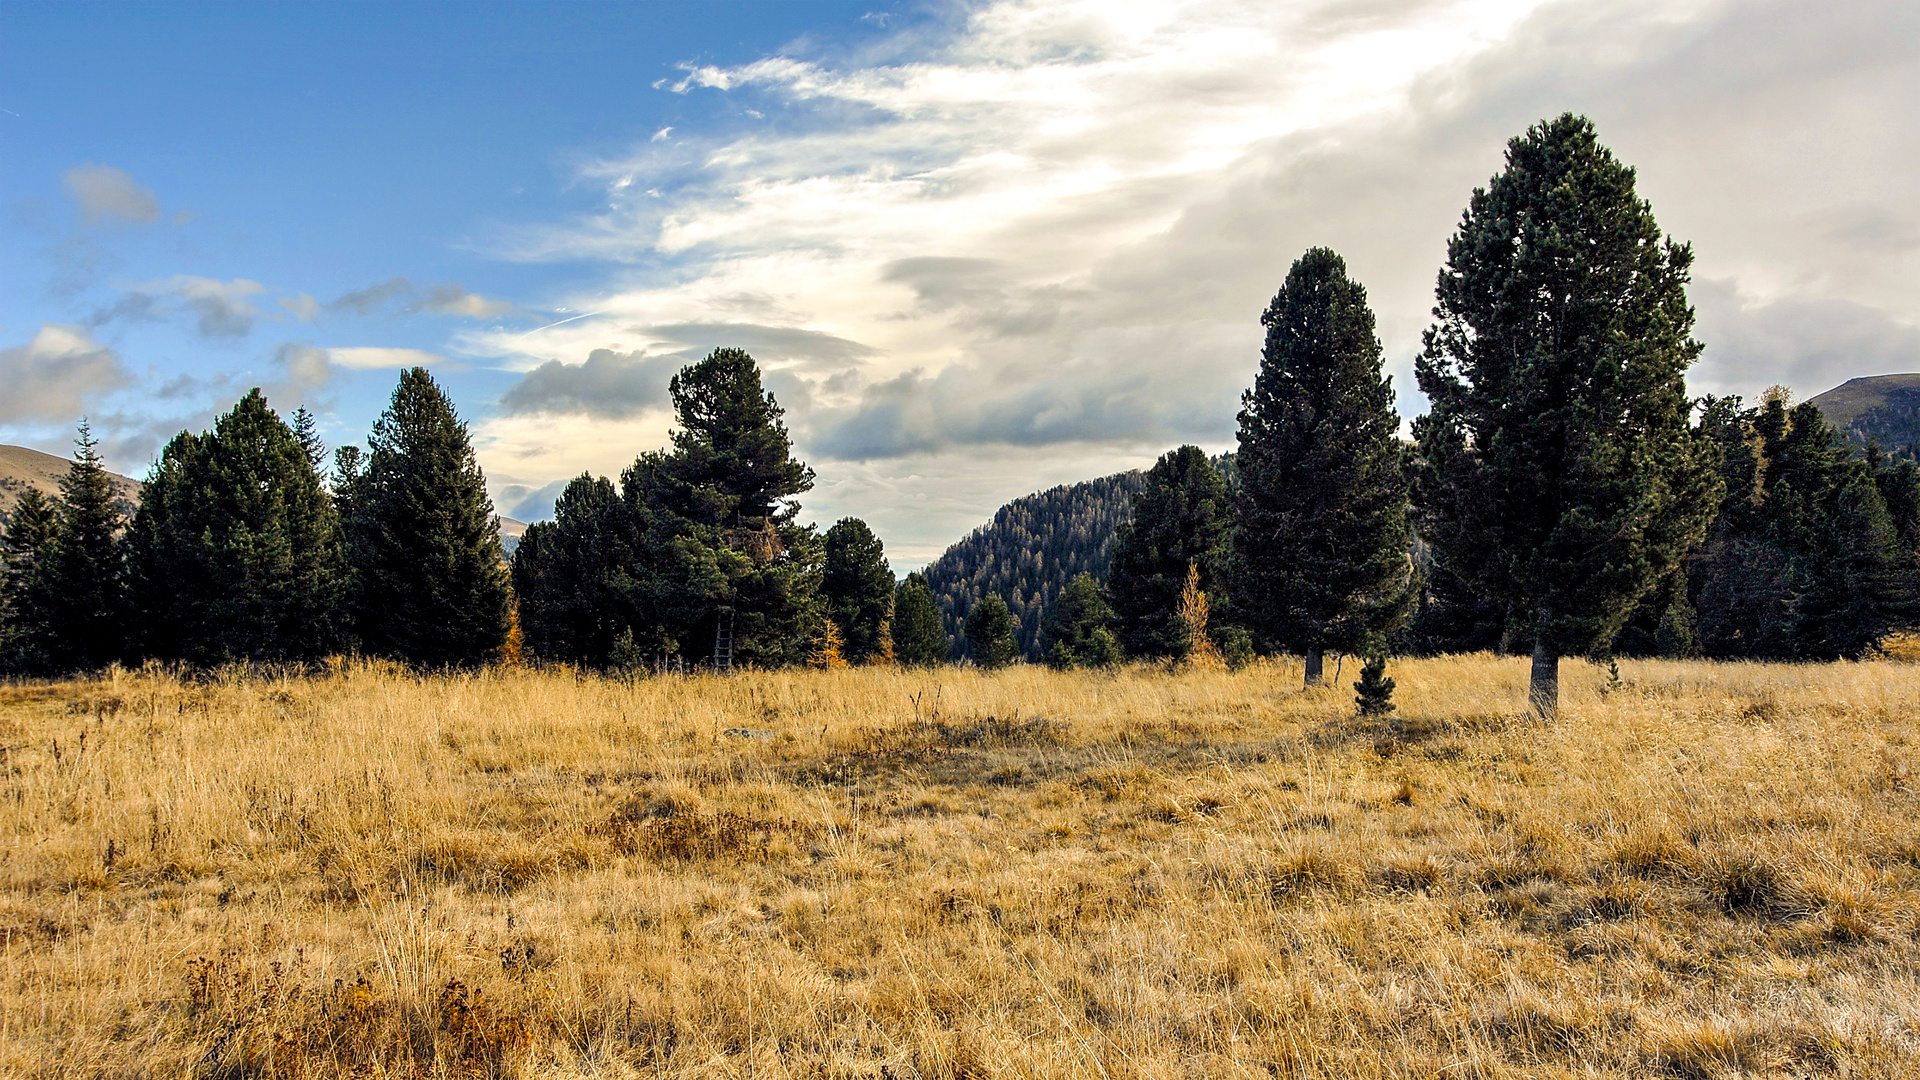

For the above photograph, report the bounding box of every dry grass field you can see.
[2,655,1918,1079]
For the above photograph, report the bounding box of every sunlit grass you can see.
[1,654,1917,1077]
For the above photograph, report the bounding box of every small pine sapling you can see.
[1177,563,1220,669]
[1353,650,1395,717]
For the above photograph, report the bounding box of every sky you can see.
[2,0,1917,567]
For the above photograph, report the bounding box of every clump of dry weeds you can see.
[1,654,1918,1078]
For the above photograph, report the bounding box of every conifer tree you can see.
[0,488,58,673]
[34,423,129,670]
[890,572,948,667]
[965,594,1018,669]
[822,517,894,664]
[1414,115,1721,717]
[509,474,636,666]
[345,368,510,666]
[1689,393,1916,658]
[1177,562,1222,669]
[1353,650,1395,716]
[1234,248,1412,687]
[1040,572,1120,669]
[1106,446,1231,658]
[809,617,847,669]
[126,390,346,664]
[290,406,326,474]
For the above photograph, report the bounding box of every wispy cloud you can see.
[61,165,162,226]
[166,276,266,339]
[325,346,450,370]
[329,277,517,318]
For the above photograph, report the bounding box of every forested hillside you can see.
[923,471,1147,659]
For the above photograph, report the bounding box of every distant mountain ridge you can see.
[1808,374,1920,453]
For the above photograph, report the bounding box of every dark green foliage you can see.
[1234,248,1413,671]
[890,573,947,667]
[1214,625,1254,671]
[964,594,1018,670]
[511,349,822,668]
[1413,114,1721,710]
[924,471,1147,659]
[1686,394,1918,659]
[659,347,815,528]
[1106,446,1231,659]
[31,424,129,671]
[0,487,57,672]
[125,390,346,665]
[1353,652,1395,716]
[290,406,326,473]
[822,518,893,663]
[510,474,636,667]
[1039,572,1120,669]
[344,368,511,667]
[1395,540,1505,656]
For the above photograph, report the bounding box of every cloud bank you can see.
[0,325,134,424]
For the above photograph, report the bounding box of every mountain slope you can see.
[0,445,140,529]
[1808,374,1920,452]
[923,471,1148,659]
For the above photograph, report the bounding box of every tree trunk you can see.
[1303,649,1324,688]
[1529,637,1559,719]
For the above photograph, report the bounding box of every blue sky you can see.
[3,0,1917,566]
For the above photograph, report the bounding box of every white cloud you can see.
[279,293,322,322]
[326,346,450,370]
[0,324,134,425]
[61,164,162,225]
[464,0,1920,558]
[165,276,266,339]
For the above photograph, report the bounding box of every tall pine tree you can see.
[965,594,1018,670]
[345,368,510,667]
[35,423,129,670]
[126,390,346,665]
[0,488,58,673]
[1414,115,1721,716]
[891,572,948,667]
[1040,571,1120,669]
[1234,248,1412,687]
[510,474,641,667]
[1105,446,1231,659]
[822,517,894,664]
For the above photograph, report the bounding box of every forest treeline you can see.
[4,114,1918,708]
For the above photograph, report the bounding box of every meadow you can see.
[1,655,1917,1078]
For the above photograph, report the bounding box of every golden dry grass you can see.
[2,655,1918,1078]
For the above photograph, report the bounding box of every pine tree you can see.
[1040,572,1120,669]
[1689,394,1916,658]
[126,390,346,665]
[822,518,894,664]
[1234,248,1412,688]
[1353,650,1395,716]
[1414,115,1722,717]
[290,406,327,474]
[35,422,129,670]
[345,368,510,667]
[891,572,948,667]
[965,594,1018,670]
[1106,446,1230,659]
[508,474,636,666]
[0,488,58,673]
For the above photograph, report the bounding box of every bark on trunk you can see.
[1529,638,1559,720]
[1303,649,1324,688]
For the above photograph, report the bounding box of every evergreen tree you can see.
[1353,650,1395,717]
[659,347,815,529]
[891,572,948,667]
[290,406,327,474]
[1039,572,1120,669]
[1414,115,1721,717]
[126,390,346,665]
[34,423,129,670]
[808,617,847,669]
[822,518,894,664]
[1234,248,1412,687]
[509,474,636,666]
[1177,562,1222,668]
[345,368,510,666]
[0,488,58,673]
[965,594,1018,669]
[1689,393,1916,658]
[1106,446,1231,659]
